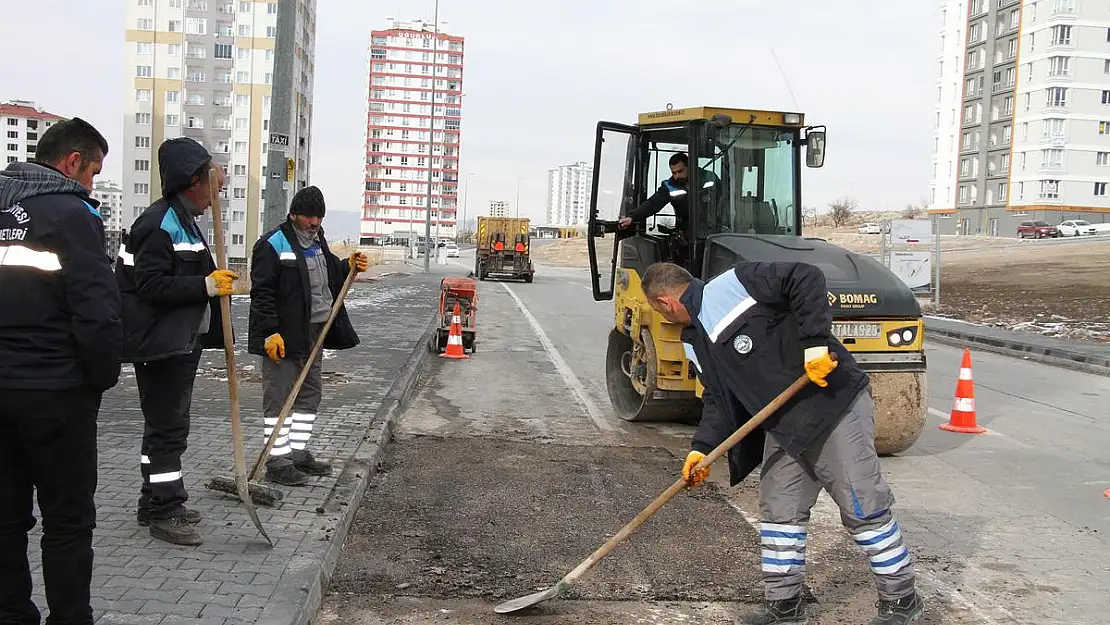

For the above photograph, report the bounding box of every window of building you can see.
[1100,121,1110,135]
[214,43,233,59]
[134,183,150,195]
[233,187,246,199]
[234,141,247,153]
[135,136,151,148]
[136,65,152,77]
[266,26,277,38]
[1050,25,1072,45]
[238,24,251,36]
[1046,87,1067,107]
[137,18,153,30]
[1097,152,1110,166]
[135,159,150,171]
[135,112,151,125]
[1103,91,1110,105]
[186,17,206,34]
[1047,56,1070,76]
[1096,182,1108,197]
[165,114,180,126]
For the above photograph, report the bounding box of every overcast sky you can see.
[0,0,937,228]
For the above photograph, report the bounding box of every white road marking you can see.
[499,281,618,434]
[928,406,1003,436]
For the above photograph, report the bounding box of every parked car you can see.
[1017,220,1059,239]
[445,241,459,258]
[1057,220,1098,237]
[857,222,881,234]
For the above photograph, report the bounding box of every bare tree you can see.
[828,198,856,228]
[900,203,924,219]
[801,205,818,228]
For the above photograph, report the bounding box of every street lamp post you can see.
[422,0,441,274]
[515,176,525,218]
[461,172,475,243]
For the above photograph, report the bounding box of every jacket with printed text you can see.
[247,220,359,359]
[114,139,224,363]
[681,261,869,483]
[0,161,122,391]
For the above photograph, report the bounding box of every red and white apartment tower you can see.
[361,18,464,246]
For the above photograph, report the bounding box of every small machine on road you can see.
[429,276,477,354]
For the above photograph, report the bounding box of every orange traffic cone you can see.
[940,348,985,434]
[440,302,469,360]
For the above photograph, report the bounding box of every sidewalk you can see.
[925,315,1110,375]
[25,268,454,625]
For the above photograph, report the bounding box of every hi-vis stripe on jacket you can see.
[0,162,123,392]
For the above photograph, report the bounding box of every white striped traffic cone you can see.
[939,348,985,434]
[440,302,468,360]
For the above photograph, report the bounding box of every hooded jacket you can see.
[115,138,225,363]
[681,261,870,485]
[247,220,359,358]
[0,161,123,391]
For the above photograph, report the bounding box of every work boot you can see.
[266,458,311,486]
[148,515,203,546]
[869,591,925,625]
[137,506,201,527]
[291,449,332,476]
[740,595,807,625]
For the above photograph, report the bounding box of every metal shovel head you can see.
[493,582,565,614]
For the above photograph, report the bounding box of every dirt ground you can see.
[530,233,1110,343]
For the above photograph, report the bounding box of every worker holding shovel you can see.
[640,261,924,625]
[247,186,368,486]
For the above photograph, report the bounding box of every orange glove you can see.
[803,346,837,387]
[682,451,710,487]
[264,333,285,364]
[349,251,369,273]
[205,269,237,297]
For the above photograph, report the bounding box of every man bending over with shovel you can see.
[248,186,368,486]
[640,261,924,625]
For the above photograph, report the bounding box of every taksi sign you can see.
[828,291,880,309]
[269,133,289,148]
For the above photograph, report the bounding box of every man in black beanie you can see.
[247,185,368,485]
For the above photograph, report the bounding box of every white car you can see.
[445,242,459,258]
[1057,220,1098,236]
[857,222,882,234]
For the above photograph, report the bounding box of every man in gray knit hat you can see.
[247,185,368,485]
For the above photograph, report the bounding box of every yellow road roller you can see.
[585,105,926,455]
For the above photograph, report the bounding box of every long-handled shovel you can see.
[207,166,272,547]
[206,250,359,503]
[493,368,819,614]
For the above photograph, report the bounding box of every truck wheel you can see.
[524,274,533,283]
[605,328,698,423]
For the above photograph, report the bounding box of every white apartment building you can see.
[489,200,509,218]
[1,100,65,167]
[929,0,1110,235]
[123,0,317,263]
[91,181,125,255]
[361,18,465,246]
[546,161,592,226]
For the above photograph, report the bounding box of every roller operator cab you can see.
[586,105,927,455]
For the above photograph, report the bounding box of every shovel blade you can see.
[492,584,563,614]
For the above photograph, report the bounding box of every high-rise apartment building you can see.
[489,200,509,218]
[91,181,125,256]
[546,161,592,226]
[361,18,465,246]
[1,100,65,166]
[929,0,1110,234]
[123,0,316,263]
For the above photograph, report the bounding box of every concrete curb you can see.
[925,318,1110,377]
[256,311,439,625]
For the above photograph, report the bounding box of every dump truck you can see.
[475,216,535,283]
[585,105,927,455]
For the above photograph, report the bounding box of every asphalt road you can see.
[321,252,1110,625]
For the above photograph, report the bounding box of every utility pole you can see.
[515,176,524,218]
[262,0,298,235]
[461,172,475,243]
[423,0,440,274]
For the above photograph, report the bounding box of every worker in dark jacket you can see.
[115,138,236,547]
[640,261,924,625]
[248,186,367,486]
[0,117,120,625]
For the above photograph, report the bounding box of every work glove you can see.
[264,333,285,364]
[682,451,710,487]
[803,345,837,387]
[349,251,369,273]
[205,269,238,297]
